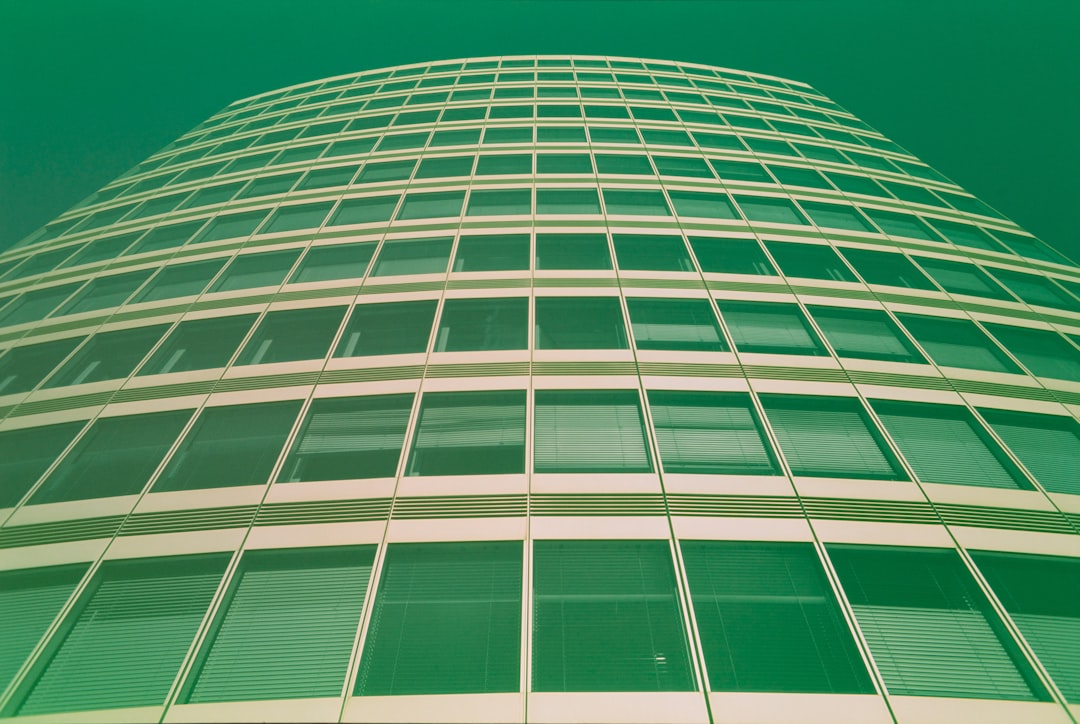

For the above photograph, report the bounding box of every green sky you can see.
[1,0,1077,260]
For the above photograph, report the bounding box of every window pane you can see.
[760,395,904,480]
[61,232,141,267]
[828,545,1045,701]
[984,323,1080,382]
[0,564,88,693]
[335,300,436,357]
[436,297,528,351]
[602,189,671,216]
[475,154,532,175]
[263,202,334,234]
[595,154,654,175]
[682,541,872,693]
[648,390,778,474]
[329,195,400,225]
[897,314,1022,374]
[653,155,713,178]
[765,241,856,282]
[54,270,152,316]
[807,306,925,363]
[689,237,776,275]
[710,159,770,183]
[356,542,522,695]
[989,268,1080,312]
[131,220,205,253]
[30,409,192,504]
[407,390,526,475]
[0,337,83,395]
[839,247,937,290]
[397,190,466,220]
[536,153,593,174]
[290,243,375,284]
[372,237,452,276]
[532,540,693,691]
[871,400,1028,489]
[356,159,415,183]
[466,188,532,216]
[717,300,826,355]
[979,408,1080,496]
[668,190,738,219]
[613,234,694,272]
[133,258,227,302]
[534,389,652,473]
[236,306,346,365]
[209,249,301,292]
[627,298,726,351]
[186,547,375,703]
[44,325,167,388]
[139,315,255,375]
[278,393,413,482]
[0,422,84,508]
[535,296,627,349]
[914,257,1014,301]
[453,234,530,272]
[414,155,474,180]
[970,551,1080,701]
[238,173,301,199]
[193,210,268,244]
[152,400,301,492]
[862,209,941,241]
[15,555,227,715]
[535,188,601,215]
[298,164,361,189]
[535,233,612,270]
[734,196,809,225]
[928,219,1007,253]
[800,201,876,233]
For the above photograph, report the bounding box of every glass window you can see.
[290,243,375,284]
[535,296,627,349]
[765,241,856,282]
[0,422,84,508]
[627,298,726,352]
[681,541,872,693]
[209,249,301,292]
[482,127,533,145]
[534,390,652,473]
[532,540,692,691]
[612,233,694,272]
[44,325,167,388]
[475,154,532,175]
[927,219,1008,253]
[535,188,601,215]
[828,545,1046,701]
[335,300,437,357]
[236,306,347,365]
[807,305,924,363]
[979,408,1080,497]
[0,337,83,395]
[453,234,529,272]
[355,159,415,183]
[297,165,360,190]
[30,410,193,503]
[800,200,876,234]
[872,400,1029,489]
[989,268,1080,312]
[589,126,640,144]
[914,257,1014,301]
[602,188,671,216]
[413,155,474,179]
[397,190,466,220]
[0,564,88,693]
[133,258,227,303]
[717,300,826,355]
[984,324,1080,382]
[648,390,777,474]
[839,247,937,290]
[594,154,653,175]
[897,313,1022,374]
[689,237,775,275]
[54,270,152,316]
[640,128,693,147]
[152,400,301,492]
[535,232,612,270]
[436,297,528,351]
[375,132,429,152]
[733,195,809,225]
[329,195,400,225]
[536,153,593,174]
[14,555,228,716]
[60,232,141,268]
[652,155,713,178]
[356,541,522,696]
[992,230,1073,265]
[430,127,482,146]
[861,208,941,242]
[709,159,770,183]
[262,202,334,234]
[0,284,80,327]
[130,220,205,254]
[767,165,832,190]
[466,188,532,216]
[825,172,890,198]
[278,394,413,482]
[668,190,738,220]
[372,237,452,276]
[139,314,256,375]
[192,210,268,244]
[185,547,374,703]
[406,390,526,476]
[693,132,746,152]
[5,247,78,279]
[760,394,905,479]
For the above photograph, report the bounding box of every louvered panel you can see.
[317,365,425,384]
[802,498,938,525]
[935,504,1073,534]
[187,550,373,703]
[119,506,258,536]
[0,516,126,549]
[530,493,667,517]
[666,494,805,518]
[390,495,527,519]
[254,498,392,526]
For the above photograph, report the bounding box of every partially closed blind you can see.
[407,390,526,475]
[18,555,227,716]
[717,301,826,356]
[979,408,1080,496]
[871,400,1026,490]
[647,390,778,475]
[534,390,652,473]
[760,395,904,480]
[187,547,375,703]
[355,541,522,696]
[0,565,87,693]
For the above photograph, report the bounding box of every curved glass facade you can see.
[1,56,1079,723]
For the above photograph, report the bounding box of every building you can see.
[1,55,1079,724]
